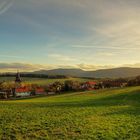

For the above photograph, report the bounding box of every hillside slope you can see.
[0,87,140,139]
[33,67,140,78]
[33,68,86,77]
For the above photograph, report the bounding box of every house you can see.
[0,90,12,99]
[102,80,127,88]
[14,86,31,97]
[35,87,46,95]
[82,81,97,90]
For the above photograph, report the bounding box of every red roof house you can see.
[35,87,46,95]
[15,86,31,97]
[82,81,97,90]
[15,87,29,93]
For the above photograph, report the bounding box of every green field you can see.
[0,77,92,85]
[0,87,140,140]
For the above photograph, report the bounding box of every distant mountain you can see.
[33,68,86,77]
[33,67,140,78]
[89,67,140,78]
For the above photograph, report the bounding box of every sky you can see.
[0,0,140,72]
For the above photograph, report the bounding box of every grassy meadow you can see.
[0,77,92,85]
[0,86,140,140]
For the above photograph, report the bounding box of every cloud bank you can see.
[0,63,140,72]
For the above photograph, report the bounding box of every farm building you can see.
[82,81,97,90]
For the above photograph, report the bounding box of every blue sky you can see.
[0,0,140,71]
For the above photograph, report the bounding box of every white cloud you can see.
[0,54,24,59]
[97,52,116,57]
[0,62,140,72]
[0,0,14,15]
[77,63,115,71]
[122,63,140,68]
[48,54,76,62]
[0,63,48,72]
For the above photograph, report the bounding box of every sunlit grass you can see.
[0,86,140,139]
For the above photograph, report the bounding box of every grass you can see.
[0,86,140,140]
[0,77,92,85]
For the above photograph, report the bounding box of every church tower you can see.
[15,71,22,87]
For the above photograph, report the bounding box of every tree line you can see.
[0,73,67,79]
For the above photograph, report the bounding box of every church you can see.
[13,71,31,97]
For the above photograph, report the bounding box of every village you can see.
[0,71,130,99]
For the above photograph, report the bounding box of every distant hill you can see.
[33,69,86,77]
[33,67,140,78]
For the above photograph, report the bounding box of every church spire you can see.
[15,70,22,83]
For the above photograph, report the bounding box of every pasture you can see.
[0,77,92,85]
[0,86,140,140]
